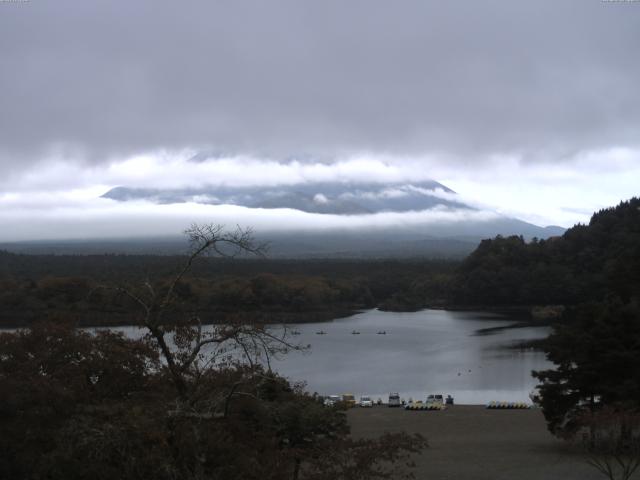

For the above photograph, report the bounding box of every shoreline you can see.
[0,305,554,330]
[0,308,360,330]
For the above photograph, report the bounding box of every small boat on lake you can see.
[316,330,327,335]
[351,330,360,335]
[377,331,386,335]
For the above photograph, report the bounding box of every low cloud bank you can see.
[0,197,505,242]
[3,150,640,233]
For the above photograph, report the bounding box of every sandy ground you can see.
[348,406,606,480]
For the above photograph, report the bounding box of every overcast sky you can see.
[1,1,639,241]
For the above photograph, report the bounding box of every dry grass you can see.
[348,405,605,480]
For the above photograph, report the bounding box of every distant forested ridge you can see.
[0,254,455,327]
[1,198,637,328]
[452,197,640,306]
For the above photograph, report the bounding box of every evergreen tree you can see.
[533,299,640,436]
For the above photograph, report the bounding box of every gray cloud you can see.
[1,0,639,174]
[0,198,502,242]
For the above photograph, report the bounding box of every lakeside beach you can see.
[348,405,602,480]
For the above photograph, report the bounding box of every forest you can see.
[0,254,456,328]
[452,197,640,461]
[1,199,639,329]
[1,198,640,479]
[453,198,640,307]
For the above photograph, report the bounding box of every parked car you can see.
[426,394,444,407]
[359,396,373,407]
[323,395,342,407]
[388,392,401,407]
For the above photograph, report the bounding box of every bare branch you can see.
[117,286,152,315]
[104,223,282,398]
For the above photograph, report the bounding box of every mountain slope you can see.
[101,180,467,215]
[5,179,564,258]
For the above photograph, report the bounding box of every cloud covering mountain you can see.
[0,2,638,244]
[102,180,466,215]
[96,178,566,257]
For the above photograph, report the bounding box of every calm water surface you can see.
[102,309,551,405]
[268,309,551,404]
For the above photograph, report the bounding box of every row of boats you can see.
[486,401,532,409]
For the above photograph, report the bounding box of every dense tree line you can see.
[0,254,455,327]
[2,198,638,324]
[444,197,640,453]
[453,198,640,307]
[533,300,640,433]
[514,197,640,468]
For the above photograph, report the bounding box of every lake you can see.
[268,309,551,405]
[100,308,551,405]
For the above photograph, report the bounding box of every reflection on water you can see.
[99,308,551,405]
[269,309,551,405]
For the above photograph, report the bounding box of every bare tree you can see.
[578,408,640,480]
[107,224,301,399]
[7,224,427,480]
